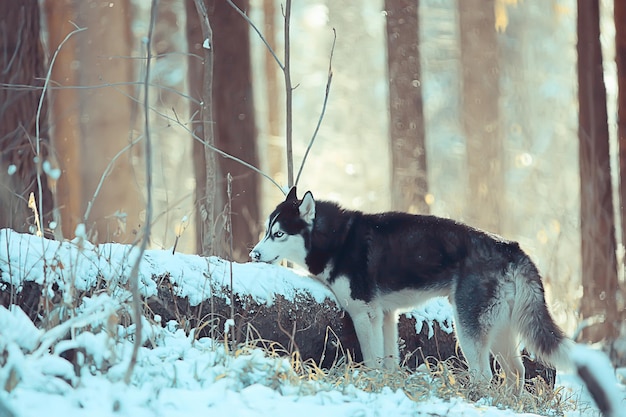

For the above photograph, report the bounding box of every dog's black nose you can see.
[249,250,261,262]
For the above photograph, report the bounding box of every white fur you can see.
[327,276,449,369]
[249,221,308,266]
[329,276,385,367]
[299,192,316,224]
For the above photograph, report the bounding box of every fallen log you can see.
[0,229,554,385]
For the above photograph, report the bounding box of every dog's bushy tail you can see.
[512,257,573,370]
[513,256,622,417]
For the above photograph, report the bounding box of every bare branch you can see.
[2,80,202,105]
[94,90,283,193]
[124,0,158,384]
[35,22,87,238]
[226,173,235,344]
[82,136,143,225]
[193,0,218,256]
[226,0,284,71]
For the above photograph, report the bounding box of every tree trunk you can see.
[577,0,619,343]
[458,0,502,233]
[209,0,261,261]
[44,0,81,241]
[263,0,284,181]
[72,0,144,244]
[0,0,53,234]
[384,0,429,214]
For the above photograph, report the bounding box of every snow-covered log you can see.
[0,229,553,383]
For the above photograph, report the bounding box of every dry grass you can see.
[224,333,577,417]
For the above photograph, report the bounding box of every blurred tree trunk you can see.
[384,0,429,214]
[44,0,81,240]
[68,0,144,244]
[617,0,626,263]
[458,0,503,233]
[209,0,260,261]
[187,0,260,261]
[0,0,53,235]
[577,0,619,343]
[263,0,284,182]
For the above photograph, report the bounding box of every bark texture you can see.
[209,0,261,261]
[0,0,53,234]
[577,0,620,343]
[384,0,429,214]
[458,0,503,233]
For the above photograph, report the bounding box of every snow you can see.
[0,229,624,416]
[42,160,61,181]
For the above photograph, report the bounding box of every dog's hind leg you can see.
[452,302,492,381]
[382,310,399,369]
[491,327,525,392]
[455,327,492,382]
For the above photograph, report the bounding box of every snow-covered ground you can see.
[0,229,623,416]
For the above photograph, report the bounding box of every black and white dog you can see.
[249,187,574,388]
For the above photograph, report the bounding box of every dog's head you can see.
[249,187,315,267]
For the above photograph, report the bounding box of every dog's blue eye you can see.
[273,231,284,238]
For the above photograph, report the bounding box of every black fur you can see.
[298,197,525,306]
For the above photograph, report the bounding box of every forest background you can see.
[1,0,625,365]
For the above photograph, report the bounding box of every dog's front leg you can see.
[382,310,399,369]
[349,305,384,368]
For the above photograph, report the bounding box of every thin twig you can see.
[226,173,235,344]
[33,22,86,325]
[97,94,283,193]
[167,111,284,192]
[226,0,284,71]
[295,28,336,187]
[35,22,86,224]
[5,80,202,105]
[83,135,144,225]
[124,0,158,384]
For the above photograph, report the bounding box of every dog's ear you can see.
[286,186,297,201]
[299,191,316,224]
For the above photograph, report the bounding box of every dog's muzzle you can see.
[249,250,280,264]
[249,250,261,262]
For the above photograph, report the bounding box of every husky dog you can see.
[250,187,574,388]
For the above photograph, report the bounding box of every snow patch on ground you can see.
[0,303,593,417]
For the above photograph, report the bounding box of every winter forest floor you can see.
[0,229,623,417]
